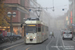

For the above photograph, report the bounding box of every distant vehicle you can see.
[62,31,73,40]
[24,18,48,44]
[6,32,22,40]
[61,30,64,35]
[12,34,22,39]
[7,32,12,36]
[4,32,14,41]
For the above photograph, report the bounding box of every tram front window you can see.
[26,27,36,33]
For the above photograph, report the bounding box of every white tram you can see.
[24,18,49,44]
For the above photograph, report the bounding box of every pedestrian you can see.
[51,32,55,38]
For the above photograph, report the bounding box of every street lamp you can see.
[7,12,16,36]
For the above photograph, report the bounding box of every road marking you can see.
[61,38,65,47]
[25,45,32,50]
[56,37,60,50]
[61,37,75,50]
[61,37,65,50]
[15,45,32,50]
[26,47,30,50]
[15,45,25,50]
[46,38,53,50]
[3,43,24,50]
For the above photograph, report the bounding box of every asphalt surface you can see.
[1,31,75,50]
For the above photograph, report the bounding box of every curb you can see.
[0,38,24,47]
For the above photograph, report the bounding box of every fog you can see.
[37,0,69,17]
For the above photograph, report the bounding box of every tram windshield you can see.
[26,27,36,33]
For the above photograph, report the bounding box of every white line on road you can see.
[3,43,24,50]
[61,37,75,50]
[46,38,53,50]
[56,37,60,50]
[61,37,65,50]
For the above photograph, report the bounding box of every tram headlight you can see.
[34,37,36,39]
[26,37,29,39]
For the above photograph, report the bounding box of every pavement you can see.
[0,31,75,50]
[73,37,75,41]
[0,38,24,50]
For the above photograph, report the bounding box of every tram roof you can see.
[25,20,47,26]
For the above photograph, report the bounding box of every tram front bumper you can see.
[25,39,37,43]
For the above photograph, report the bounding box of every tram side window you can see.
[38,28,41,32]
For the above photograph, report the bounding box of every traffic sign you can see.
[62,9,64,11]
[29,9,31,11]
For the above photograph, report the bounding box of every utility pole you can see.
[72,0,74,32]
[73,0,74,24]
[52,0,54,11]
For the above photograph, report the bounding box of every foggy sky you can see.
[37,0,69,17]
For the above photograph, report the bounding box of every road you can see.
[1,30,75,50]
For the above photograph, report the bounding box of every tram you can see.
[24,18,49,44]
